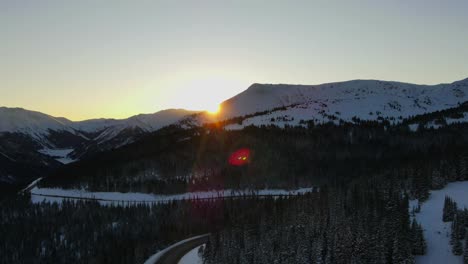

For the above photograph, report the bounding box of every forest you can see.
[41,115,468,201]
[0,175,428,264]
[2,107,468,263]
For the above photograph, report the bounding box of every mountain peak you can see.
[217,77,468,121]
[0,107,70,134]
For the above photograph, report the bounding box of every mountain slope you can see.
[0,107,76,140]
[0,107,196,187]
[2,77,468,189]
[207,78,468,128]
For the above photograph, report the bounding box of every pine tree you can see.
[443,196,457,222]
[464,235,468,264]
[452,215,464,255]
[456,211,467,239]
[412,170,430,201]
[460,156,468,181]
[410,219,426,255]
[431,168,445,189]
[453,237,463,255]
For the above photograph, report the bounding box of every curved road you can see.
[146,234,209,264]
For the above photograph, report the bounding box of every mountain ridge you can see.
[213,77,468,128]
[2,77,468,187]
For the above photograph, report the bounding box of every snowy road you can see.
[178,245,204,264]
[144,234,209,264]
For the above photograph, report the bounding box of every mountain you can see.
[2,77,468,189]
[0,107,76,140]
[0,107,196,187]
[184,78,468,129]
[35,77,468,195]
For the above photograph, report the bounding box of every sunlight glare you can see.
[207,104,221,115]
[165,75,247,114]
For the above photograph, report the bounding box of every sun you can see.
[207,104,221,115]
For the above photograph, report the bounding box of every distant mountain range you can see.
[1,77,467,188]
[0,107,196,187]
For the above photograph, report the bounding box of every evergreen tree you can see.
[460,156,468,181]
[411,219,426,255]
[431,168,445,189]
[453,237,463,256]
[464,235,468,264]
[452,215,464,255]
[443,196,458,222]
[456,211,467,239]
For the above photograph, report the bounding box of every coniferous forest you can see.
[1,178,425,264]
[1,115,468,263]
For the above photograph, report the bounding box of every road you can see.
[144,234,209,264]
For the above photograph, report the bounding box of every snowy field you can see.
[178,245,204,264]
[411,181,468,264]
[38,148,76,164]
[30,187,315,205]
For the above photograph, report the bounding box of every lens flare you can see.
[228,148,251,166]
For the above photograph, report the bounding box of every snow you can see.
[143,234,208,264]
[446,112,468,125]
[406,112,468,131]
[0,107,73,136]
[190,78,468,128]
[72,109,197,133]
[411,181,468,264]
[3,78,468,155]
[408,124,419,132]
[38,148,76,164]
[30,187,315,205]
[0,107,196,148]
[178,245,204,264]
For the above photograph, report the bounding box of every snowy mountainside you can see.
[0,107,196,137]
[0,107,75,139]
[0,107,196,186]
[224,79,468,119]
[71,109,195,143]
[189,78,468,128]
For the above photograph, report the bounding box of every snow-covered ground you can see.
[446,112,468,125]
[408,123,419,132]
[38,148,76,164]
[143,235,208,264]
[30,187,315,205]
[410,181,468,264]
[178,245,204,264]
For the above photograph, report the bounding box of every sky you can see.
[1,0,467,121]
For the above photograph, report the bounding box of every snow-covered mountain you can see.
[0,107,196,185]
[182,78,468,129]
[0,108,196,148]
[2,77,468,187]
[0,107,195,136]
[0,107,75,139]
[71,109,194,133]
[222,78,468,118]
